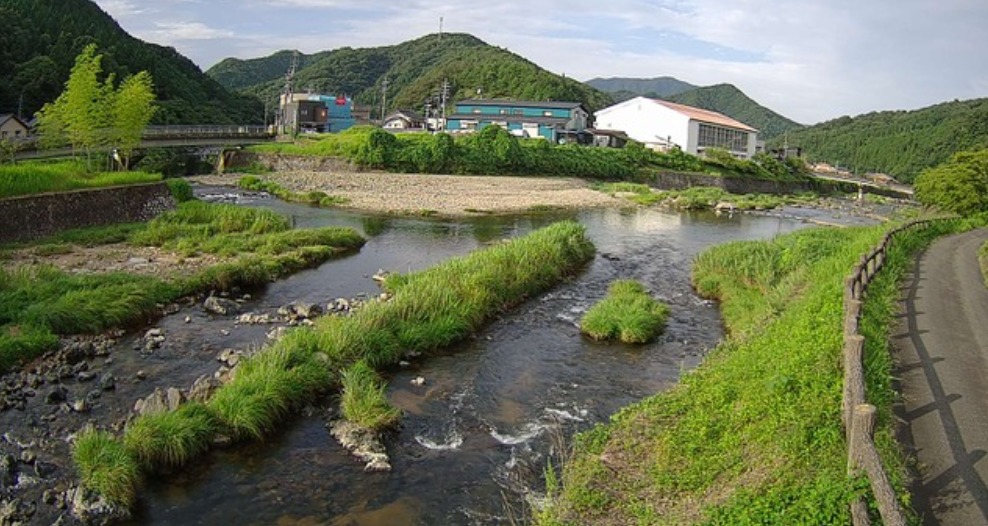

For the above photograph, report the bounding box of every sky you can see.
[93,0,988,124]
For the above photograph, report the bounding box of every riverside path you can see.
[894,228,988,525]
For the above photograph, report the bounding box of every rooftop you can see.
[652,99,758,133]
[455,99,585,111]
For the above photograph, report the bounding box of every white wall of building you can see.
[594,97,691,150]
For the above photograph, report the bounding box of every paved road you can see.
[895,228,988,525]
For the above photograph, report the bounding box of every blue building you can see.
[279,92,356,134]
[445,99,589,143]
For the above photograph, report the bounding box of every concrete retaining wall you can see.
[228,151,360,173]
[0,183,176,244]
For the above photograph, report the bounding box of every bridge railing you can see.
[842,218,946,526]
[142,125,273,138]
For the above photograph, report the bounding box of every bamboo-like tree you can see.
[35,44,156,170]
[109,71,156,170]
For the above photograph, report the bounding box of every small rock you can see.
[70,485,131,524]
[166,387,185,411]
[398,361,411,368]
[184,315,192,324]
[144,328,163,339]
[20,449,36,464]
[329,420,392,472]
[0,453,17,489]
[372,269,390,283]
[212,434,233,447]
[411,377,425,386]
[220,329,231,336]
[77,370,97,383]
[134,388,168,416]
[135,370,147,381]
[203,295,241,316]
[71,399,90,413]
[34,461,56,479]
[45,385,67,404]
[188,375,221,403]
[98,374,116,391]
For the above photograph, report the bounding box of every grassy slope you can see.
[0,161,161,199]
[541,219,963,525]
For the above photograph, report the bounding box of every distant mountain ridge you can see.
[0,0,261,124]
[586,77,698,99]
[771,97,988,183]
[208,34,614,118]
[587,77,802,140]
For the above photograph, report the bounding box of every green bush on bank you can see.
[249,126,808,182]
[580,280,669,343]
[75,221,596,508]
[914,149,988,216]
[539,219,962,525]
[0,161,161,199]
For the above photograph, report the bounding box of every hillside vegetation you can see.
[207,34,613,118]
[773,98,988,183]
[585,76,698,101]
[0,0,261,124]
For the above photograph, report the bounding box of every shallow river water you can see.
[117,188,819,526]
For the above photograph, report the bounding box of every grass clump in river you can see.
[75,221,595,507]
[341,360,401,430]
[73,429,142,507]
[581,280,669,343]
[0,161,162,199]
[538,218,962,525]
[123,403,216,469]
[238,175,350,208]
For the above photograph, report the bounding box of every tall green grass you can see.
[0,161,161,199]
[76,221,595,509]
[341,360,402,431]
[238,175,350,208]
[73,429,142,507]
[123,403,216,469]
[539,219,963,525]
[580,280,669,343]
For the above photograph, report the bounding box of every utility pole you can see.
[380,77,389,124]
[440,78,450,131]
[439,17,444,41]
[278,50,299,135]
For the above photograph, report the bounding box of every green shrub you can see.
[914,149,988,215]
[341,360,401,430]
[165,178,194,202]
[580,280,669,343]
[73,430,141,507]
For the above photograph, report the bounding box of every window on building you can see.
[697,123,749,153]
[543,111,553,117]
[473,109,482,114]
[499,109,508,115]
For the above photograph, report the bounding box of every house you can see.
[445,99,589,143]
[278,93,356,134]
[383,110,426,131]
[594,97,758,159]
[0,114,29,141]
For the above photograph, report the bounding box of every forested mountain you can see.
[585,76,697,100]
[0,0,261,124]
[664,84,803,139]
[207,34,614,118]
[770,98,988,183]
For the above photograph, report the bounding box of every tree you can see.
[35,44,156,170]
[109,71,156,169]
[914,149,988,216]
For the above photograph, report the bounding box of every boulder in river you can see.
[203,296,241,316]
[188,375,221,403]
[70,485,131,525]
[328,420,392,472]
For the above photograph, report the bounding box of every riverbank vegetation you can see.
[0,201,365,374]
[0,161,161,199]
[249,126,809,182]
[580,280,669,344]
[592,182,818,211]
[539,218,964,525]
[72,221,595,508]
[914,149,988,216]
[237,175,350,207]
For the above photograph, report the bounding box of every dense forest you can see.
[207,34,614,119]
[0,0,261,124]
[771,98,988,183]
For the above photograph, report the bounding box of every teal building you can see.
[445,99,589,142]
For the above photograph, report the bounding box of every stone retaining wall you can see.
[229,151,360,173]
[0,183,175,244]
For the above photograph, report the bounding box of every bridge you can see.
[811,172,914,199]
[12,125,274,161]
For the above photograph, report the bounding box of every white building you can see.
[594,96,758,159]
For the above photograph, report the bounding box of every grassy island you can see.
[580,280,669,344]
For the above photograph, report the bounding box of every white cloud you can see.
[91,0,988,124]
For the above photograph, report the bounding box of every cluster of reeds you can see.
[580,280,669,344]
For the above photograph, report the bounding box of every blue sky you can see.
[94,0,988,124]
